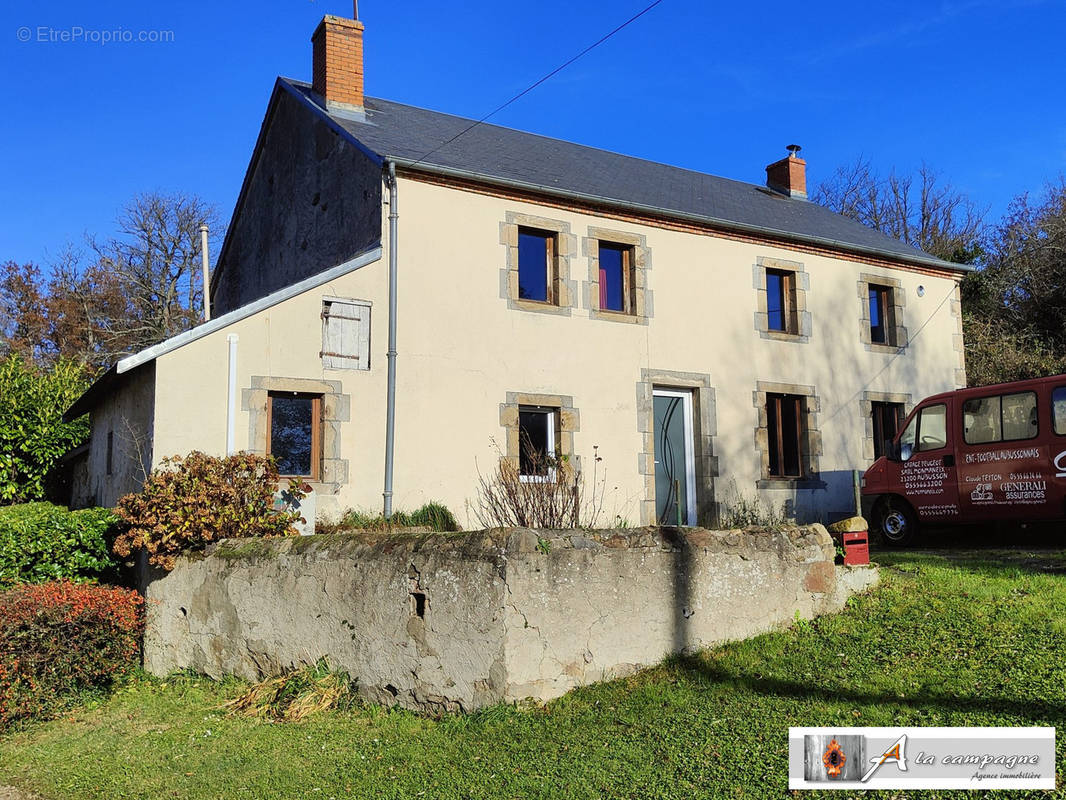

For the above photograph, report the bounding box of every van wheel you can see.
[875,498,918,547]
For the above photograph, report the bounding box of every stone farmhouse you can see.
[65,11,969,527]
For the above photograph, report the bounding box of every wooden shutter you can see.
[321,299,370,370]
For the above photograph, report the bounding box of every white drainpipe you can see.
[226,333,238,455]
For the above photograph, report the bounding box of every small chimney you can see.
[312,12,365,115]
[765,144,807,199]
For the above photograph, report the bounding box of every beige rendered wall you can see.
[150,175,963,526]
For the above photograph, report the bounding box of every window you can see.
[871,401,905,459]
[518,406,557,480]
[517,228,555,303]
[321,298,370,370]
[766,393,804,478]
[106,430,114,476]
[766,269,796,333]
[267,392,322,479]
[962,391,1037,445]
[869,284,894,345]
[900,403,947,455]
[1054,387,1066,435]
[598,242,632,313]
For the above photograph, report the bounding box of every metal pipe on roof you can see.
[382,161,399,518]
[200,224,212,322]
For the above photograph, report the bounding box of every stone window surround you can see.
[582,227,652,325]
[499,212,578,316]
[753,255,811,342]
[636,369,719,527]
[753,381,825,490]
[243,376,350,495]
[858,272,908,353]
[499,392,580,472]
[861,391,913,463]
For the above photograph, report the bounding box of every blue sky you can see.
[1,0,1064,268]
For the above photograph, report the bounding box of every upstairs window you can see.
[871,401,905,459]
[321,298,370,370]
[767,393,804,478]
[598,242,633,313]
[268,391,322,479]
[766,269,797,333]
[518,406,557,480]
[869,284,894,345]
[517,228,555,303]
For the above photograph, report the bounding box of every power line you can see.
[407,0,666,168]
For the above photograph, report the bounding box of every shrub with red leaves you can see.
[0,581,144,727]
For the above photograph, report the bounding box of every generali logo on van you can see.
[1055,450,1066,478]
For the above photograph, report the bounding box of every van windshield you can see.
[918,404,948,451]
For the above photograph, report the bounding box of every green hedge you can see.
[0,503,118,588]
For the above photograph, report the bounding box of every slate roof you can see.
[282,78,965,272]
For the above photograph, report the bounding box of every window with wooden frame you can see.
[869,284,895,345]
[597,242,634,314]
[321,298,370,370]
[766,393,804,478]
[871,401,905,459]
[766,269,797,333]
[267,391,323,480]
[517,227,556,303]
[518,405,558,481]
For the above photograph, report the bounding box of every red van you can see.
[861,374,1066,545]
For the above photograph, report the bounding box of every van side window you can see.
[1002,392,1038,440]
[963,396,1001,444]
[917,403,948,451]
[963,391,1037,444]
[1053,387,1066,435]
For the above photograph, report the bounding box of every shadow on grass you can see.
[666,654,1066,723]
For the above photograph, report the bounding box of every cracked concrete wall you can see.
[145,526,877,712]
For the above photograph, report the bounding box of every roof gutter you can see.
[388,158,971,274]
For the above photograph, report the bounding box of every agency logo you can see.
[1054,450,1066,478]
[791,727,1055,790]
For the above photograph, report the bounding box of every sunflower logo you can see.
[822,738,847,778]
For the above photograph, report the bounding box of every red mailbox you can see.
[842,530,869,566]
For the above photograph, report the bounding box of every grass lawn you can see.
[1,549,1064,799]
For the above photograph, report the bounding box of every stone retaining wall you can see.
[144,525,878,712]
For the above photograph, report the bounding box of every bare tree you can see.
[813,159,986,264]
[91,191,219,353]
[1,192,219,374]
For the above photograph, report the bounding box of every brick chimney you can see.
[312,14,365,115]
[765,145,807,199]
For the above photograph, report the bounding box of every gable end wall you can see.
[212,90,382,316]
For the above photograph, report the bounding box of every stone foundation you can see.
[144,525,878,712]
